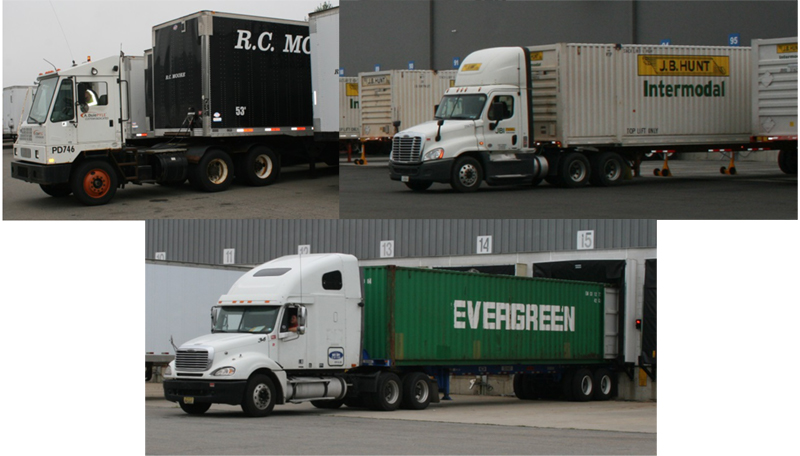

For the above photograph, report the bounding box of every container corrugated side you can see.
[529,43,752,147]
[751,37,798,138]
[339,77,360,139]
[362,266,607,366]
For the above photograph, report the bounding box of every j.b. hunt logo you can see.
[453,300,576,332]
[234,29,310,54]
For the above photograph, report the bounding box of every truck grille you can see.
[391,135,423,163]
[18,127,33,142]
[175,348,212,372]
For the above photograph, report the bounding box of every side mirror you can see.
[489,102,504,131]
[211,306,219,329]
[297,306,307,335]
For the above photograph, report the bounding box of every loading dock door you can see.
[642,260,657,364]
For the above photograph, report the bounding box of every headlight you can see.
[212,367,236,376]
[163,364,172,376]
[423,148,444,161]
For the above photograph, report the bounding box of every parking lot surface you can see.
[3,145,339,220]
[340,156,797,219]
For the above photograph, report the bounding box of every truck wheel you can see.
[179,401,212,415]
[778,148,798,174]
[190,149,234,192]
[405,180,433,192]
[401,372,431,410]
[450,156,482,192]
[241,374,277,417]
[237,146,280,186]
[571,368,594,402]
[559,152,590,188]
[592,368,614,401]
[590,152,627,186]
[513,374,532,400]
[71,160,118,205]
[39,183,72,197]
[367,372,402,411]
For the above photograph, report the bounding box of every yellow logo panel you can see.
[638,55,730,77]
[778,43,798,54]
[345,83,359,97]
[530,51,543,61]
[461,63,482,71]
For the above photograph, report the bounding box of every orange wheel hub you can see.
[82,169,111,198]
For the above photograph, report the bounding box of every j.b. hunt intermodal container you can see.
[362,266,610,366]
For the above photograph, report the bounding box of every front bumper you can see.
[163,379,247,406]
[11,161,71,185]
[389,159,453,184]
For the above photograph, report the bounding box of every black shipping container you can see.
[151,11,312,136]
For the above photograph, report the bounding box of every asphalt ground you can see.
[2,144,339,220]
[145,381,656,434]
[339,155,798,219]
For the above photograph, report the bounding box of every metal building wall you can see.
[340,0,797,75]
[145,219,656,266]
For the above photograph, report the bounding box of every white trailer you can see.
[309,7,340,166]
[751,37,797,174]
[389,43,797,192]
[3,85,36,140]
[360,69,456,153]
[340,77,360,140]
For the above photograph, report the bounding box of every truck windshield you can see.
[435,94,487,120]
[213,306,280,333]
[27,77,59,124]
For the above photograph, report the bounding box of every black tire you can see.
[405,180,433,192]
[513,374,536,400]
[592,368,614,401]
[558,152,591,188]
[367,372,402,411]
[450,156,482,192]
[401,372,432,410]
[241,374,277,417]
[40,183,72,197]
[571,368,594,402]
[590,152,627,186]
[236,146,280,186]
[179,401,212,415]
[70,160,118,206]
[778,148,797,174]
[311,398,344,409]
[190,149,234,192]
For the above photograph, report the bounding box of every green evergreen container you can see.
[362,266,608,366]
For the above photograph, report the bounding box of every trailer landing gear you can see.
[712,149,737,175]
[651,150,673,177]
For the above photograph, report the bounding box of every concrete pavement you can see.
[146,381,656,434]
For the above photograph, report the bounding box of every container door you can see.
[75,77,118,147]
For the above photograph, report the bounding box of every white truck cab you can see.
[389,47,548,192]
[163,253,363,416]
[12,56,130,167]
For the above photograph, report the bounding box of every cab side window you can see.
[322,271,343,290]
[487,95,514,121]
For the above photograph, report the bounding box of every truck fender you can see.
[184,145,228,165]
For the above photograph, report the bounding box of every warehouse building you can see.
[341,0,797,74]
[146,219,657,401]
